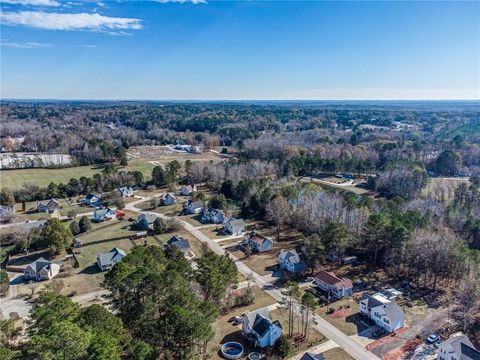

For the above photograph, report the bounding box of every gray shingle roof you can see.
[167,236,191,251]
[138,213,157,224]
[97,247,126,268]
[299,353,326,360]
[27,257,52,272]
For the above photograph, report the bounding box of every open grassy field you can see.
[0,159,157,190]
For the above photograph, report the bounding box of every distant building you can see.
[278,249,306,273]
[24,257,60,281]
[117,187,134,198]
[437,333,480,360]
[183,200,203,214]
[165,235,195,260]
[160,192,177,206]
[179,184,197,196]
[83,193,102,207]
[93,208,116,222]
[242,307,282,348]
[201,208,225,224]
[315,270,353,299]
[223,217,246,235]
[0,205,15,220]
[37,198,60,213]
[96,247,126,271]
[244,231,273,253]
[359,288,404,333]
[137,213,158,230]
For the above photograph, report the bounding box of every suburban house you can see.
[179,184,197,196]
[242,306,282,348]
[23,257,60,281]
[223,217,246,235]
[117,186,134,197]
[315,270,353,299]
[437,333,480,360]
[244,231,273,253]
[278,249,306,273]
[96,247,126,271]
[359,288,404,333]
[137,213,158,230]
[36,198,60,213]
[0,205,15,220]
[183,200,203,214]
[93,208,116,222]
[165,235,195,260]
[83,193,102,207]
[161,192,177,206]
[299,353,326,360]
[201,208,225,224]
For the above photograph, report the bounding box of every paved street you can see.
[126,197,381,360]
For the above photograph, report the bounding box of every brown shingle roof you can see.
[315,270,352,289]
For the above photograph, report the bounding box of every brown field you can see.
[323,348,356,360]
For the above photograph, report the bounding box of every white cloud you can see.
[0,10,143,31]
[1,0,60,6]
[1,40,51,48]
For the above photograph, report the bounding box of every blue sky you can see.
[1,0,479,100]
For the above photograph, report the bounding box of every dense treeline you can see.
[1,102,479,175]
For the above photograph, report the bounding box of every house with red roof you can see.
[314,270,353,299]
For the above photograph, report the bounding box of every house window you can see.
[374,312,381,318]
[383,318,389,324]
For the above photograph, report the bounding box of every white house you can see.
[93,208,116,222]
[278,249,306,273]
[83,193,102,207]
[96,247,126,271]
[315,270,353,299]
[244,231,273,253]
[37,198,60,213]
[223,217,246,235]
[179,184,197,196]
[137,213,158,230]
[437,333,480,360]
[242,307,282,348]
[117,187,134,198]
[24,257,60,281]
[359,288,404,333]
[0,205,15,220]
[183,200,203,214]
[201,208,225,224]
[161,192,177,206]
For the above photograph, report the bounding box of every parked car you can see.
[426,334,440,343]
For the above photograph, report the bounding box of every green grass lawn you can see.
[0,160,156,190]
[74,221,137,267]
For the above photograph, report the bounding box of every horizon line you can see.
[2,98,479,102]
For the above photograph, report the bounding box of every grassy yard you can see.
[315,298,369,336]
[74,221,137,268]
[270,307,327,356]
[323,348,356,360]
[208,285,278,358]
[0,159,156,190]
[228,226,304,276]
